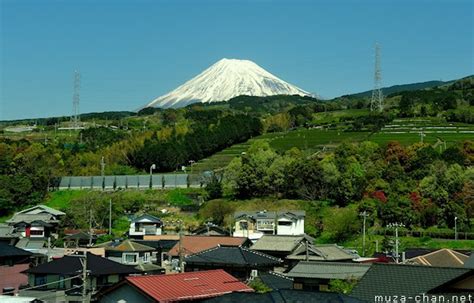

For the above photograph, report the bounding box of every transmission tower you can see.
[370,43,384,112]
[71,70,81,129]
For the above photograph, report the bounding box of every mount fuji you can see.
[145,58,311,108]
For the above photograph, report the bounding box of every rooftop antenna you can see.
[370,43,384,112]
[71,70,81,129]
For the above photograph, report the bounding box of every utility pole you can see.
[387,222,405,263]
[454,217,458,240]
[80,253,88,303]
[359,211,369,257]
[109,199,112,235]
[178,221,184,273]
[88,209,93,247]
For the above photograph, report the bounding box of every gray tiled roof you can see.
[7,213,58,224]
[251,235,314,253]
[287,261,371,280]
[287,244,354,261]
[16,205,65,216]
[464,252,474,269]
[0,224,17,238]
[350,263,473,302]
[185,246,282,267]
[234,210,305,220]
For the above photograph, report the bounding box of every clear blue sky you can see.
[1,0,473,120]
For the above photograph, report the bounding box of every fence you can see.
[55,174,203,190]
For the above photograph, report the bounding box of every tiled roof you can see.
[287,244,354,261]
[250,235,314,253]
[132,214,162,223]
[101,239,155,252]
[287,261,371,280]
[125,269,253,302]
[408,248,469,267]
[464,252,474,269]
[168,236,249,257]
[258,272,293,290]
[24,252,140,276]
[0,224,17,239]
[184,246,281,267]
[201,289,366,303]
[7,213,57,224]
[16,205,65,216]
[144,234,180,241]
[0,242,33,258]
[15,238,45,250]
[0,263,29,294]
[350,263,473,302]
[234,210,305,220]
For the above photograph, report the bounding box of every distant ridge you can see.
[343,79,457,98]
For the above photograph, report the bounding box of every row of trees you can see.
[129,114,262,171]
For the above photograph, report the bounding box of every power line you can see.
[4,274,82,295]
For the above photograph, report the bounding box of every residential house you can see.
[201,289,366,303]
[129,214,163,239]
[96,239,163,274]
[167,236,251,259]
[351,263,474,302]
[184,246,282,280]
[406,248,469,267]
[286,261,371,292]
[20,252,140,302]
[63,231,97,248]
[0,242,33,294]
[250,234,314,260]
[233,211,305,240]
[6,205,65,240]
[98,269,254,303]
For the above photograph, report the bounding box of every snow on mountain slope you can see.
[145,58,311,108]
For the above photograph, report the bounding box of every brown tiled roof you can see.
[168,236,249,257]
[408,249,469,267]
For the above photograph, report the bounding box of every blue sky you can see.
[1,0,473,120]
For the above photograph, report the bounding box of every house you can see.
[0,242,34,294]
[192,224,230,236]
[286,261,371,292]
[6,205,65,240]
[129,214,163,239]
[233,211,305,240]
[250,234,314,260]
[406,248,469,267]
[167,236,251,258]
[96,239,163,274]
[98,269,254,303]
[20,252,140,302]
[201,289,366,303]
[351,263,474,301]
[184,246,282,280]
[63,231,97,247]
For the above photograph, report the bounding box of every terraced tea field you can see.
[191,118,473,173]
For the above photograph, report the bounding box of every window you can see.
[278,221,292,226]
[35,275,47,287]
[58,275,65,289]
[293,282,303,290]
[123,253,138,264]
[143,253,150,263]
[30,230,44,236]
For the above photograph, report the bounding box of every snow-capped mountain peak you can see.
[144,58,311,108]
